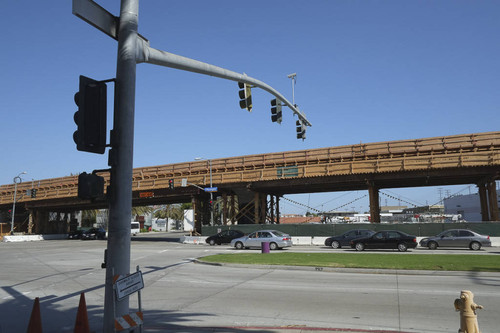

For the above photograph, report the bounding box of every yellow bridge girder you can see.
[1,131,500,209]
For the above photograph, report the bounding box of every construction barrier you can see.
[114,311,143,331]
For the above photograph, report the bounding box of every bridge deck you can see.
[1,131,499,208]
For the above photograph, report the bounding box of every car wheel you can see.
[235,241,244,250]
[331,241,341,249]
[470,242,481,251]
[355,242,365,251]
[428,241,438,250]
[397,243,408,252]
[269,242,278,250]
[209,239,216,246]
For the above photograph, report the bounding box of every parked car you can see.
[68,229,84,239]
[81,227,107,240]
[206,229,244,246]
[419,229,491,250]
[350,230,417,252]
[325,229,375,249]
[230,230,293,250]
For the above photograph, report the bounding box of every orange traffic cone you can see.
[26,297,42,333]
[74,293,90,333]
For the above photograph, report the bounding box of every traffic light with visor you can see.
[296,120,306,140]
[270,98,282,123]
[73,75,107,154]
[238,82,252,112]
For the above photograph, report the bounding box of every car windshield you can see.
[270,230,287,237]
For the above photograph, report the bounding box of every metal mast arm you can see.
[137,39,311,127]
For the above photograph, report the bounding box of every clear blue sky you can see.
[1,1,499,214]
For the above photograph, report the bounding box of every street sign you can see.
[115,271,144,301]
[139,191,154,198]
[72,0,118,40]
[204,187,218,192]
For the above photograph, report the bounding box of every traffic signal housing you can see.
[78,172,105,200]
[31,189,37,198]
[238,82,252,112]
[270,98,282,124]
[73,75,107,154]
[169,179,174,189]
[296,120,306,140]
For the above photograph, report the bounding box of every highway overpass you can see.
[1,131,499,234]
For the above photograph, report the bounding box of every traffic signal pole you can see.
[73,0,311,330]
[136,42,311,127]
[102,0,138,331]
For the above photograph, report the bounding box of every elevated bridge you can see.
[1,131,499,233]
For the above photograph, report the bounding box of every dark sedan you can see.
[205,229,244,246]
[81,227,107,240]
[350,230,417,252]
[324,229,375,249]
[68,229,84,239]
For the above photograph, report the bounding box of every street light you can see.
[194,157,213,226]
[11,171,27,234]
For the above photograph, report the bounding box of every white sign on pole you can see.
[115,271,144,301]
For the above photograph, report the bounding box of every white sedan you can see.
[230,230,293,250]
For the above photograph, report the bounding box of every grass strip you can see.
[200,253,500,272]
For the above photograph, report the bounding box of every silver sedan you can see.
[419,229,491,250]
[230,230,293,250]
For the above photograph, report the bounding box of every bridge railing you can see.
[1,131,500,206]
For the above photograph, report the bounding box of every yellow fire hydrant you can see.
[454,290,484,333]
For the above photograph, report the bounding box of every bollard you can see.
[454,290,483,333]
[261,242,270,253]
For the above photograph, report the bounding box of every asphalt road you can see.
[0,235,499,332]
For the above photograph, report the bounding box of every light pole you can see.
[11,171,27,234]
[195,157,213,225]
[287,73,297,107]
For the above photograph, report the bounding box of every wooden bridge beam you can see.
[368,182,381,223]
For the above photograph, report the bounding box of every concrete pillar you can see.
[487,181,499,221]
[368,182,381,223]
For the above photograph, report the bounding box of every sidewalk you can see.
[144,324,412,332]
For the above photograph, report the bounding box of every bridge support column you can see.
[276,195,280,224]
[254,192,260,224]
[368,182,381,223]
[478,183,490,221]
[28,210,34,234]
[487,181,499,221]
[191,196,202,234]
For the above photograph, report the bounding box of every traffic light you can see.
[296,120,306,140]
[73,75,107,154]
[208,200,213,212]
[270,98,282,124]
[238,82,252,112]
[78,172,104,200]
[169,179,174,189]
[31,189,37,198]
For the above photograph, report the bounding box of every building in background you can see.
[444,193,500,222]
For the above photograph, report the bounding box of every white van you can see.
[131,222,140,236]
